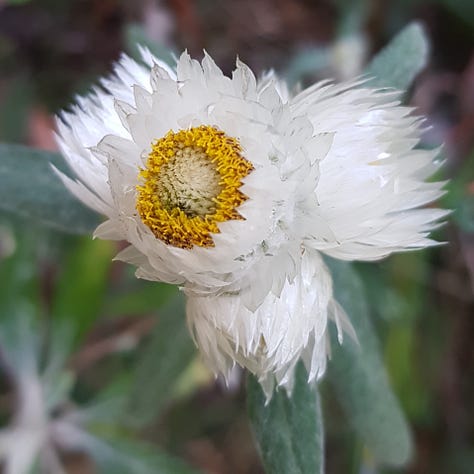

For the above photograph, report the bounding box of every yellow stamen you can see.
[136,125,254,249]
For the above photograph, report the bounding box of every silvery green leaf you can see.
[0,144,99,234]
[67,429,199,474]
[126,294,196,427]
[365,22,429,90]
[326,259,413,467]
[51,238,114,342]
[247,363,324,474]
[0,230,40,373]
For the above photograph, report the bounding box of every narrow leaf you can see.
[51,238,114,343]
[0,227,41,371]
[247,363,324,474]
[126,294,196,427]
[0,144,99,234]
[365,22,429,90]
[326,259,413,467]
[104,282,178,317]
[71,430,200,474]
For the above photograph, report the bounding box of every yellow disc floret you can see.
[136,125,254,249]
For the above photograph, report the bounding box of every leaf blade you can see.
[326,259,413,467]
[0,144,99,234]
[365,22,429,90]
[69,430,200,474]
[247,364,324,474]
[126,294,196,427]
[51,238,114,343]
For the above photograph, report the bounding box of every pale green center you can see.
[155,145,223,217]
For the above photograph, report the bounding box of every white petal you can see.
[187,250,341,395]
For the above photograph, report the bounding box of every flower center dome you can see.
[136,125,253,249]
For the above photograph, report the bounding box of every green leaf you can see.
[0,223,38,311]
[326,259,413,467]
[0,225,42,372]
[0,144,99,234]
[247,363,324,474]
[76,432,200,474]
[104,281,178,317]
[365,22,429,90]
[126,294,196,427]
[51,238,114,343]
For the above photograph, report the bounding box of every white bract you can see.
[56,50,446,396]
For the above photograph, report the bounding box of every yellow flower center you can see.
[136,125,254,249]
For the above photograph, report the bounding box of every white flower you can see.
[55,50,446,394]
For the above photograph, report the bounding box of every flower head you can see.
[55,50,446,394]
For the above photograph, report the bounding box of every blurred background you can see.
[0,0,473,473]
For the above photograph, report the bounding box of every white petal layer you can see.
[57,52,444,295]
[292,82,447,259]
[186,250,348,398]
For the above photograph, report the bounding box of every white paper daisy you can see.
[55,50,446,394]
